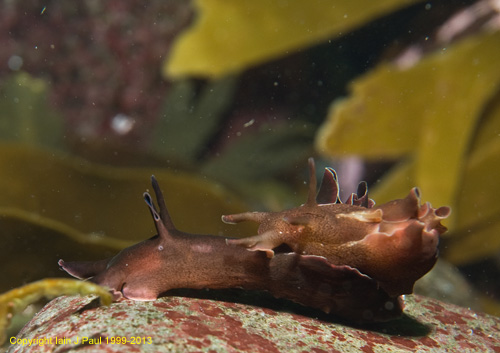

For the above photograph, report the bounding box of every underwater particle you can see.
[243,119,255,128]
[111,113,136,135]
[7,55,23,71]
[384,301,395,310]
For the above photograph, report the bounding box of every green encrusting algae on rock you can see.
[8,294,500,352]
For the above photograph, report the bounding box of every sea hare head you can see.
[358,187,451,295]
[224,158,451,297]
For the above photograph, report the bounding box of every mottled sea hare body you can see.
[59,158,450,322]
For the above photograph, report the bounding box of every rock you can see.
[6,293,500,352]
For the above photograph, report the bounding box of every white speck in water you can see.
[74,213,82,224]
[8,55,23,71]
[243,119,255,128]
[111,113,135,135]
[158,245,164,251]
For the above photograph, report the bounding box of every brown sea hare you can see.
[59,158,450,322]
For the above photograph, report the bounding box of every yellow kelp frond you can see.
[0,143,256,293]
[316,30,500,218]
[165,0,422,78]
[315,30,500,266]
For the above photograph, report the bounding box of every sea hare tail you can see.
[58,258,110,280]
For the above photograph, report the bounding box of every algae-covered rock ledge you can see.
[7,294,500,353]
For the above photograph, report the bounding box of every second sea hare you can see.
[59,158,450,322]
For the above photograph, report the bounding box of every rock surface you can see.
[6,293,500,352]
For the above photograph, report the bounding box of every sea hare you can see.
[59,158,450,322]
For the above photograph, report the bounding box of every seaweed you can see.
[316,30,500,265]
[0,279,111,345]
[0,72,63,149]
[0,143,256,292]
[153,76,238,160]
[165,0,422,78]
